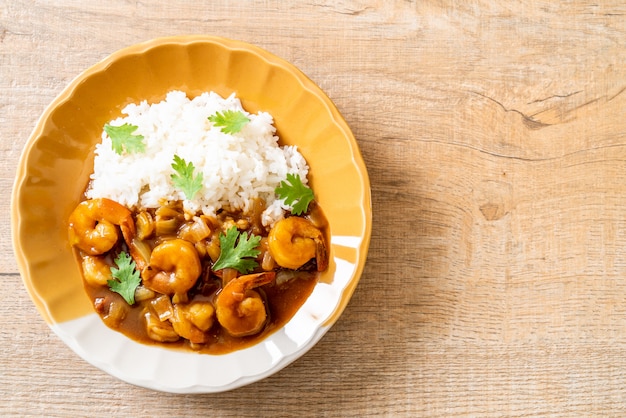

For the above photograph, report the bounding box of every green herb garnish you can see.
[275,173,315,215]
[108,252,141,305]
[171,155,203,199]
[104,123,145,155]
[212,227,261,274]
[208,110,250,134]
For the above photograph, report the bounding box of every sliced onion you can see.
[172,292,189,304]
[220,268,238,286]
[135,211,154,240]
[155,218,180,236]
[103,300,127,328]
[261,251,275,271]
[134,285,155,302]
[150,294,174,321]
[179,216,211,243]
[206,236,221,262]
[132,239,152,268]
[275,270,298,286]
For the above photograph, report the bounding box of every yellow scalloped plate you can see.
[11,36,371,393]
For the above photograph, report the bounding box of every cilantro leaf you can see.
[108,252,141,305]
[171,155,203,199]
[104,123,145,155]
[208,110,250,134]
[275,173,315,215]
[212,227,261,274]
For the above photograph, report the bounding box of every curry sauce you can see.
[72,198,329,354]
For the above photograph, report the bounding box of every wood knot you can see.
[475,180,512,222]
[479,202,506,221]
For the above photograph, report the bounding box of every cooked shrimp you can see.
[170,301,215,344]
[141,239,201,295]
[68,198,136,255]
[215,271,275,337]
[267,216,328,271]
[144,310,180,342]
[81,255,112,286]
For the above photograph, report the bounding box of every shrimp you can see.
[144,310,180,342]
[267,216,328,271]
[170,301,215,344]
[80,255,112,287]
[215,271,275,337]
[141,239,201,295]
[68,198,136,255]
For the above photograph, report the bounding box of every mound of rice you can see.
[85,90,309,226]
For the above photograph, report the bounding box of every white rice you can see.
[85,90,309,226]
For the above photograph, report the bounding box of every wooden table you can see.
[4,1,626,416]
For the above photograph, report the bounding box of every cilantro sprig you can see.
[212,227,262,274]
[275,173,315,215]
[104,123,145,155]
[108,252,141,305]
[171,155,203,199]
[208,110,250,134]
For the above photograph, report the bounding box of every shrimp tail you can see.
[315,237,328,272]
[126,238,149,271]
[114,207,150,271]
[241,271,276,291]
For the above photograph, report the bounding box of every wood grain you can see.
[4,1,626,416]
